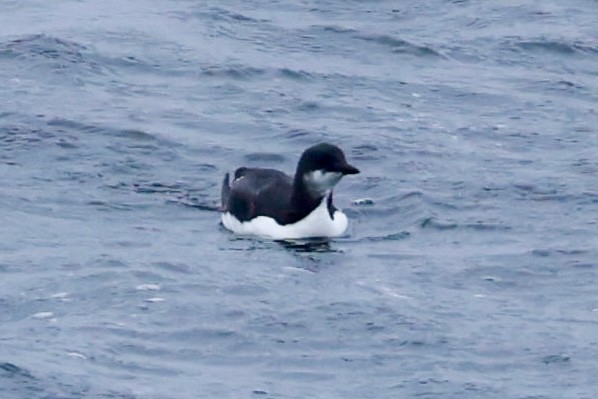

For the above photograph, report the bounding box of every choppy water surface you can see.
[1,1,597,398]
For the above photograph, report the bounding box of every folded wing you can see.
[222,168,293,223]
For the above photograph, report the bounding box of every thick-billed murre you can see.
[220,143,359,239]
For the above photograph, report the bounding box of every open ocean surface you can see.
[1,1,597,398]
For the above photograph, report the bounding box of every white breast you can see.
[221,196,349,240]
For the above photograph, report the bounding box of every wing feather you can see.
[224,168,293,223]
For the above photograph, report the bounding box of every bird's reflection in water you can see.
[221,235,344,272]
[276,239,345,272]
[277,238,340,253]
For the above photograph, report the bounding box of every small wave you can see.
[284,129,311,139]
[541,354,570,365]
[352,144,380,161]
[356,33,444,58]
[243,152,286,163]
[363,231,411,242]
[133,181,185,194]
[277,67,314,81]
[47,117,101,133]
[420,217,511,231]
[0,123,54,151]
[421,217,458,230]
[352,198,375,206]
[0,362,39,397]
[0,34,87,61]
[212,7,262,23]
[188,6,265,24]
[0,362,33,378]
[122,181,221,212]
[531,248,589,258]
[519,78,593,100]
[0,34,109,76]
[166,327,238,342]
[169,195,220,212]
[311,26,444,58]
[398,190,425,201]
[262,370,334,383]
[152,261,193,274]
[87,200,140,212]
[106,54,166,75]
[121,129,156,141]
[513,38,598,56]
[571,159,598,175]
[319,25,357,34]
[47,117,157,142]
[272,129,330,146]
[200,64,266,79]
[200,64,314,82]
[296,100,320,112]
[511,183,595,204]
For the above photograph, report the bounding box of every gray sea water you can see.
[1,1,597,398]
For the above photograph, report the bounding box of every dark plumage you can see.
[221,143,359,226]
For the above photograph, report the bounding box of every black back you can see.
[223,168,292,223]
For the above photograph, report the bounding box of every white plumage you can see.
[221,193,348,240]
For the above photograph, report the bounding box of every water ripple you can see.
[420,217,511,232]
[514,39,598,56]
[2,1,597,398]
[0,34,110,76]
[356,34,445,58]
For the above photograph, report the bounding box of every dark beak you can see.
[338,163,360,175]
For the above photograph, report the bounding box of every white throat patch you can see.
[303,170,343,196]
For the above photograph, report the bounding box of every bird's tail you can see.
[220,172,230,212]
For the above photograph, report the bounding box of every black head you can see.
[296,143,360,176]
[294,143,359,197]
